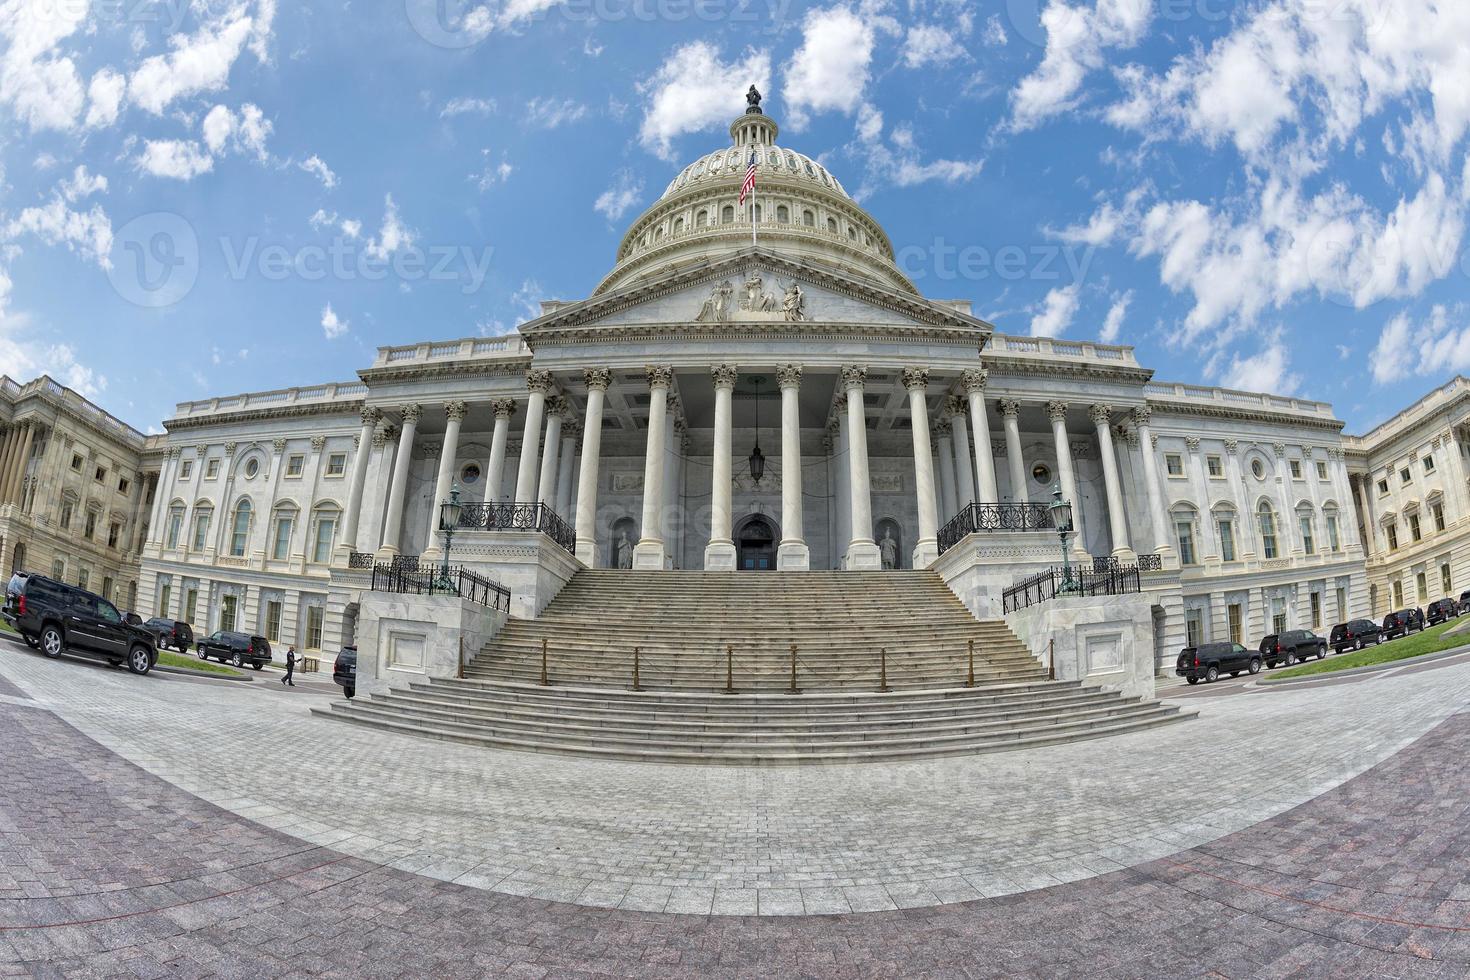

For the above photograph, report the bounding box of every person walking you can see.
[282,645,297,686]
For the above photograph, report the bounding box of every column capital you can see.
[1185,436,1201,451]
[840,365,868,391]
[310,436,326,453]
[271,438,286,454]
[399,403,422,425]
[711,363,739,389]
[646,364,674,389]
[360,405,382,427]
[901,367,929,392]
[1132,405,1152,427]
[960,368,988,394]
[444,400,468,423]
[491,398,517,420]
[584,367,612,391]
[776,363,803,389]
[1302,446,1315,459]
[1224,438,1239,455]
[1088,404,1113,428]
[168,446,182,459]
[526,369,555,394]
[1000,398,1022,419]
[1273,442,1287,458]
[935,419,953,438]
[547,395,571,419]
[944,395,965,419]
[371,426,388,448]
[223,441,238,456]
[1045,400,1068,424]
[826,416,841,437]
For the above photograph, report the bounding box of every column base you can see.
[776,541,810,571]
[632,539,667,569]
[845,540,882,570]
[575,540,598,567]
[704,540,737,571]
[911,539,939,570]
[1111,546,1137,564]
[373,545,399,561]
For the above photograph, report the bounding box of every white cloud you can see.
[524,96,587,129]
[129,8,254,116]
[135,139,215,180]
[363,195,415,261]
[594,170,643,221]
[249,0,277,63]
[1010,0,1153,130]
[341,218,362,239]
[1100,290,1132,343]
[1368,305,1470,386]
[3,198,113,269]
[199,102,271,162]
[1214,336,1301,396]
[1029,284,1081,337]
[441,96,496,117]
[902,25,966,69]
[783,6,876,128]
[300,154,337,188]
[0,0,89,131]
[321,303,348,339]
[637,41,770,160]
[472,150,513,191]
[982,15,1008,46]
[235,104,271,160]
[84,68,126,129]
[853,120,983,195]
[203,104,235,153]
[59,166,107,203]
[0,322,108,398]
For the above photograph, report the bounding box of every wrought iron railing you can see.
[347,551,374,569]
[1136,553,1163,572]
[456,501,576,553]
[937,502,1055,554]
[370,562,510,613]
[1002,563,1143,614]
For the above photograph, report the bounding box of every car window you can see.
[96,601,122,624]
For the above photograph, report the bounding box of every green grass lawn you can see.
[155,650,244,677]
[1269,619,1470,680]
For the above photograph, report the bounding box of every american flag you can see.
[738,150,757,206]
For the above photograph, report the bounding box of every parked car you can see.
[1458,590,1470,614]
[333,646,357,699]
[1176,642,1261,684]
[196,631,273,670]
[1381,608,1425,639]
[142,618,194,652]
[4,570,38,647]
[2,574,157,674]
[1259,630,1328,668]
[1329,619,1383,653]
[1426,598,1459,626]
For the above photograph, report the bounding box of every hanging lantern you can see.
[748,376,766,484]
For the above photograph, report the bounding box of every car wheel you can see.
[107,659,122,668]
[39,625,63,659]
[1317,647,1326,660]
[251,662,262,671]
[1230,671,1240,677]
[344,685,355,699]
[126,646,152,675]
[1249,658,1262,675]
[22,633,38,649]
[1354,639,1362,651]
[1205,666,1219,683]
[197,648,209,660]
[232,652,243,668]
[1186,676,1199,685]
[1285,652,1298,667]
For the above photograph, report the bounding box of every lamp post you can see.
[747,375,766,485]
[1048,483,1075,594]
[437,484,463,593]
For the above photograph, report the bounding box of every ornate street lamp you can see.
[437,484,463,592]
[747,375,766,485]
[1048,483,1076,594]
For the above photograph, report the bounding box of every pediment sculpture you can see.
[693,274,813,323]
[694,280,735,322]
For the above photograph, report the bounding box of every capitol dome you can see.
[594,91,916,297]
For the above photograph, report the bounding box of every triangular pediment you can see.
[517,247,992,336]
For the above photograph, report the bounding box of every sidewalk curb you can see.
[155,665,254,681]
[1258,643,1470,685]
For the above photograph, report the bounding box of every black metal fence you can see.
[347,551,374,569]
[456,501,576,553]
[937,503,1055,554]
[370,562,511,613]
[1002,563,1143,614]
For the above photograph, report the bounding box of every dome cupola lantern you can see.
[732,84,778,147]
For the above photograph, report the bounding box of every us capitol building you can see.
[9,94,1467,674]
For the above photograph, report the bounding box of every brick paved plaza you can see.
[3,645,1469,977]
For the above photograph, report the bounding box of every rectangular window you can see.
[1206,456,1223,477]
[101,576,113,601]
[1227,603,1243,644]
[1416,572,1428,604]
[204,458,220,480]
[286,455,305,477]
[1290,460,1302,479]
[1409,513,1422,542]
[1388,522,1399,550]
[1165,454,1183,476]
[108,522,120,548]
[1433,502,1445,532]
[1300,516,1315,555]
[77,567,89,591]
[312,517,336,563]
[118,476,130,495]
[179,460,193,480]
[191,513,211,551]
[1377,478,1389,495]
[1316,461,1328,481]
[1424,454,1435,473]
[1260,512,1279,560]
[266,600,282,643]
[326,453,347,477]
[1310,592,1322,629]
[59,501,73,530]
[1217,519,1236,562]
[1393,579,1404,607]
[70,453,82,471]
[1175,520,1196,566]
[1185,608,1203,647]
[1272,598,1287,635]
[185,588,198,624]
[84,511,97,540]
[95,465,106,482]
[166,511,182,549]
[158,582,172,618]
[1401,467,1412,485]
[1327,515,1340,552]
[272,517,293,560]
[305,605,324,650]
[1442,563,1453,596]
[220,595,237,633]
[51,559,65,579]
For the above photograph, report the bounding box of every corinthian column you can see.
[1090,404,1134,560]
[935,420,958,520]
[513,370,554,502]
[962,369,999,501]
[706,364,738,569]
[1047,400,1087,559]
[1000,399,1028,503]
[842,365,881,569]
[633,366,673,568]
[423,400,468,557]
[339,406,381,557]
[903,368,940,568]
[484,399,515,504]
[574,368,610,566]
[376,403,420,559]
[537,396,567,508]
[776,364,809,570]
[1133,407,1173,559]
[947,396,976,509]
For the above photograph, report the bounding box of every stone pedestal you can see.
[1003,593,1157,700]
[777,541,810,571]
[355,591,509,698]
[451,529,584,618]
[632,541,667,569]
[846,540,882,570]
[704,541,737,570]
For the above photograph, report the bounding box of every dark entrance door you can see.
[737,516,776,570]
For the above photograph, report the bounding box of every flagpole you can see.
[751,144,758,249]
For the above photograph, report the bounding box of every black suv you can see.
[1329,619,1382,653]
[196,631,273,670]
[3,574,157,675]
[1381,609,1425,639]
[333,646,357,699]
[143,617,194,652]
[1176,642,1260,684]
[1259,630,1327,668]
[1426,598,1459,626]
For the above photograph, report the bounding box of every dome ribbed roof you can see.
[659,145,850,201]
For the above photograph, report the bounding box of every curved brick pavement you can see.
[2,685,1468,976]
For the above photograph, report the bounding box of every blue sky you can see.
[2,1,1469,434]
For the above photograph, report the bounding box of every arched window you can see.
[191,504,213,552]
[166,503,184,549]
[1212,505,1237,562]
[310,505,340,564]
[270,505,297,561]
[229,499,252,557]
[695,210,707,228]
[776,205,789,223]
[1323,505,1341,552]
[721,204,735,224]
[1172,505,1199,566]
[802,209,815,227]
[1258,502,1279,560]
[826,217,838,234]
[847,226,857,240]
[1296,503,1316,556]
[753,203,762,222]
[672,217,684,235]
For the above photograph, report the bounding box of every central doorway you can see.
[736,515,777,571]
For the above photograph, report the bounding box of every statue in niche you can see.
[741,271,777,312]
[782,281,808,321]
[614,529,634,569]
[879,528,898,570]
[695,280,734,322]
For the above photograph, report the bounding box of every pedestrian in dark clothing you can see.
[282,645,297,686]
